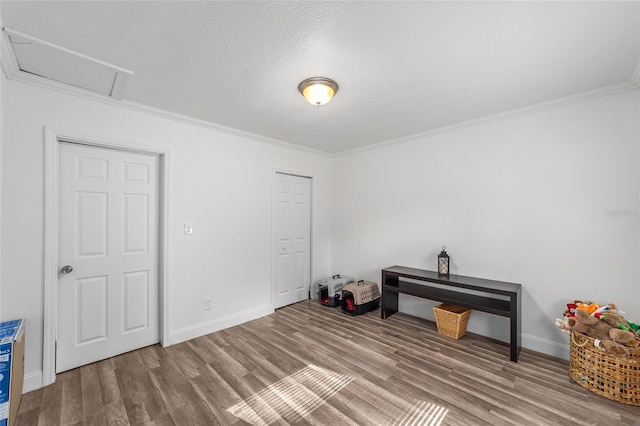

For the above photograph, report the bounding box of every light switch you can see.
[184,222,193,235]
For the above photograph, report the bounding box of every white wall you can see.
[332,89,640,360]
[3,75,638,392]
[1,79,333,391]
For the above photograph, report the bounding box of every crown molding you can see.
[333,82,639,158]
[0,32,331,158]
[118,99,332,158]
[4,73,332,158]
[2,23,635,161]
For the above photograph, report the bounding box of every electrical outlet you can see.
[204,297,212,310]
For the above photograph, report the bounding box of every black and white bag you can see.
[313,275,355,307]
[341,280,380,315]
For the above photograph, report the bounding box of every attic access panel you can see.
[2,28,133,100]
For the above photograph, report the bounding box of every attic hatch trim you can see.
[1,27,133,100]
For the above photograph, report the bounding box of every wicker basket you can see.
[569,331,640,406]
[433,304,471,340]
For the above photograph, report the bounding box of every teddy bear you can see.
[567,309,638,356]
[596,309,640,345]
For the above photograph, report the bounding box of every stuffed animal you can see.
[567,309,638,356]
[596,310,640,345]
[555,316,571,334]
[576,301,601,315]
[563,300,606,318]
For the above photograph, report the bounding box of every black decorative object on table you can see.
[437,246,450,276]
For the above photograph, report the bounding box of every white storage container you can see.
[312,275,354,307]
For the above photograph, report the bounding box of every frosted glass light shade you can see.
[298,77,338,106]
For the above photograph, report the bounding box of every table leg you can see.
[510,294,521,362]
[381,272,399,319]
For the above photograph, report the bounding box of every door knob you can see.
[60,265,73,274]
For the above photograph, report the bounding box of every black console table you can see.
[381,265,522,362]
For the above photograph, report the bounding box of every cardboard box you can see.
[0,320,24,426]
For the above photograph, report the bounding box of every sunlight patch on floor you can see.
[390,399,449,426]
[227,364,354,425]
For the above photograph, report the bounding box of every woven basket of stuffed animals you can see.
[569,331,640,406]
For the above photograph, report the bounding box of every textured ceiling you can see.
[1,1,639,153]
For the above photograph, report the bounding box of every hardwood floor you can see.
[16,300,640,425]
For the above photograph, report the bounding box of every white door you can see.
[57,142,159,373]
[272,173,311,308]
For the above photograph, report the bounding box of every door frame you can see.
[43,127,170,386]
[271,169,313,309]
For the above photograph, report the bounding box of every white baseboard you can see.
[22,306,274,393]
[522,333,570,360]
[23,370,43,393]
[456,320,571,361]
[168,305,274,346]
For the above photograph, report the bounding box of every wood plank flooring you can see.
[16,300,640,425]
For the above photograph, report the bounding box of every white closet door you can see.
[272,173,311,308]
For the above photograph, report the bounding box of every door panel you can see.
[77,192,108,257]
[57,142,159,373]
[272,173,311,308]
[122,194,149,253]
[76,156,108,180]
[76,275,107,344]
[277,254,291,294]
[294,252,306,290]
[122,270,149,333]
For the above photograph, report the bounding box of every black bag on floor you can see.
[314,275,355,307]
[341,280,380,315]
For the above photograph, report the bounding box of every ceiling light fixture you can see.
[298,77,338,106]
